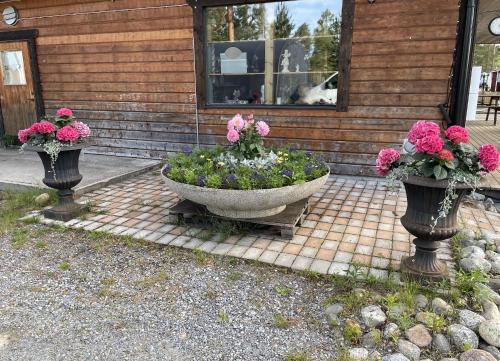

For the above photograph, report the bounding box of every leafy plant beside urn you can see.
[162,114,330,219]
[18,108,91,221]
[377,121,499,280]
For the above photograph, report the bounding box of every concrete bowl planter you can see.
[162,168,329,219]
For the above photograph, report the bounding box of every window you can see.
[199,0,349,108]
[1,50,26,85]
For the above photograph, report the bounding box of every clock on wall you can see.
[489,16,500,36]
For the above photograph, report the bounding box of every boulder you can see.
[486,251,500,263]
[416,311,436,325]
[414,294,428,310]
[479,344,500,361]
[448,324,479,351]
[382,354,410,361]
[361,305,387,328]
[460,258,492,273]
[490,277,500,292]
[405,324,432,347]
[433,333,452,354]
[398,339,421,361]
[458,309,487,331]
[460,349,496,361]
[479,320,500,347]
[483,300,500,321]
[34,193,51,207]
[462,246,486,259]
[349,347,370,361]
[432,298,454,315]
[325,303,344,323]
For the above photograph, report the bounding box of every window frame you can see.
[188,0,354,112]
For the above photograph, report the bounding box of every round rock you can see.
[405,324,432,347]
[462,246,486,259]
[414,294,428,310]
[433,333,451,354]
[480,345,500,360]
[482,300,500,321]
[382,352,411,361]
[361,305,387,328]
[384,323,400,340]
[432,298,454,315]
[479,320,500,347]
[458,309,486,331]
[449,324,479,351]
[460,258,492,273]
[349,347,370,361]
[398,339,421,361]
[460,349,496,361]
[478,284,500,305]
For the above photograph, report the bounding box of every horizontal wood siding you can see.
[0,0,459,176]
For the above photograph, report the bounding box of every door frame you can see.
[0,29,44,137]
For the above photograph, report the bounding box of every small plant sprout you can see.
[273,314,291,329]
[343,320,362,344]
[218,309,229,323]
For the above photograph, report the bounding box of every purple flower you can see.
[304,166,312,175]
[305,151,313,158]
[182,145,193,155]
[225,174,237,184]
[280,169,293,178]
[163,164,172,174]
[252,171,265,181]
[288,145,299,153]
[197,176,206,187]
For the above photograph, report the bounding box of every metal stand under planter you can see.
[168,198,310,239]
[400,176,470,281]
[27,145,84,222]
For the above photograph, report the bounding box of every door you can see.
[0,41,36,136]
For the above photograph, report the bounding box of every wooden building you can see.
[0,0,469,175]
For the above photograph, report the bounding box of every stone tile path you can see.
[59,173,500,279]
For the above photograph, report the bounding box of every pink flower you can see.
[415,134,444,154]
[478,144,500,173]
[17,128,31,143]
[376,148,400,176]
[437,149,454,161]
[227,114,246,131]
[56,125,80,142]
[255,121,270,137]
[408,121,440,144]
[246,114,255,125]
[445,125,468,144]
[56,108,73,117]
[32,120,56,135]
[227,129,240,143]
[72,121,91,138]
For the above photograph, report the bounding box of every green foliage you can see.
[273,314,291,329]
[275,285,292,297]
[283,352,311,361]
[218,309,229,323]
[343,320,362,344]
[454,269,489,309]
[473,44,500,74]
[11,228,29,249]
[58,261,70,271]
[273,2,294,39]
[310,9,341,73]
[426,313,448,333]
[163,147,329,191]
[0,134,20,147]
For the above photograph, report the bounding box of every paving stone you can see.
[274,253,296,268]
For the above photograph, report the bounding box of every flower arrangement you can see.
[18,108,91,176]
[163,114,329,190]
[376,120,499,228]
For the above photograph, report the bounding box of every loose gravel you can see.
[0,225,342,361]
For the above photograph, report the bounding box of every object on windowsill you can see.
[281,49,290,73]
[221,47,248,74]
[296,72,338,105]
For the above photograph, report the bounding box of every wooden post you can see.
[226,7,235,42]
[264,27,274,104]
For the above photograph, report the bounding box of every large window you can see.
[202,0,345,107]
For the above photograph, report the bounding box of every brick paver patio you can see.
[52,173,500,279]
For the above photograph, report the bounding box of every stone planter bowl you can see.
[162,168,329,219]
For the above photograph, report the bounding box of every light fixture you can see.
[368,0,376,3]
[2,6,18,26]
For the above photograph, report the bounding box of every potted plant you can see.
[162,114,330,219]
[376,121,499,280]
[17,108,91,221]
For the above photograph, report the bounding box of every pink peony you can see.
[56,107,73,117]
[227,114,246,131]
[408,120,441,144]
[445,125,468,144]
[255,121,270,137]
[56,125,80,142]
[376,148,400,176]
[31,120,56,135]
[437,149,454,161]
[478,144,500,173]
[227,129,240,143]
[17,128,31,143]
[415,134,444,154]
[72,121,91,138]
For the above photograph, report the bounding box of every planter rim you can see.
[161,165,330,193]
[24,143,88,152]
[402,175,474,189]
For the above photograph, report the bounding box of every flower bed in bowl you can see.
[162,115,330,219]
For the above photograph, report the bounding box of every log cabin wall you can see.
[0,0,459,176]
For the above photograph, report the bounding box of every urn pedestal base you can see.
[401,238,448,281]
[43,189,82,222]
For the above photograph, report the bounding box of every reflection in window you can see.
[1,50,26,85]
[205,1,342,106]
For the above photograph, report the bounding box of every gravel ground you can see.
[0,225,342,361]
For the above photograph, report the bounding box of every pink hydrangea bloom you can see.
[376,148,400,176]
[17,128,31,143]
[56,125,80,142]
[445,125,468,144]
[72,121,91,138]
[415,134,444,154]
[478,144,500,173]
[408,121,440,144]
[255,121,270,137]
[437,149,454,161]
[227,114,246,131]
[56,107,73,117]
[32,121,56,135]
[227,129,240,143]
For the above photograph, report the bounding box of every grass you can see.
[275,285,292,297]
[11,228,29,249]
[273,314,291,329]
[35,240,47,249]
[342,320,362,344]
[217,309,229,323]
[135,271,169,289]
[283,352,311,361]
[58,261,70,271]
[227,271,242,281]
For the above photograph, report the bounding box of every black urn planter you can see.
[28,145,84,222]
[400,176,470,281]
